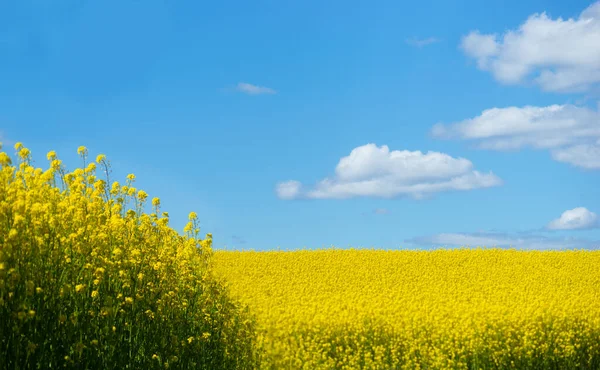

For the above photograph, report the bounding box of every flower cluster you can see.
[0,142,258,369]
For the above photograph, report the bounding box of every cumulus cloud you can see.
[461,1,600,92]
[407,231,600,250]
[275,144,502,200]
[406,37,440,47]
[235,82,276,95]
[431,104,600,169]
[547,207,599,230]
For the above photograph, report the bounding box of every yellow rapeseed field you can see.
[214,249,600,369]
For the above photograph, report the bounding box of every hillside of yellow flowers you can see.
[214,249,600,369]
[0,143,258,369]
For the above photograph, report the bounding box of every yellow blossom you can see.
[18,148,31,160]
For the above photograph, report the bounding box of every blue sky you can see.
[1,0,599,250]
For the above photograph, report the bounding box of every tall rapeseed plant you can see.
[0,142,259,369]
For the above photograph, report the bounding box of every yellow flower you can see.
[96,154,106,163]
[77,146,88,157]
[188,212,198,221]
[51,159,62,171]
[0,152,11,166]
[47,150,57,161]
[91,290,99,298]
[14,142,23,151]
[75,284,85,293]
[18,148,31,160]
[137,190,148,201]
[152,197,160,207]
[126,173,135,181]
[125,297,134,304]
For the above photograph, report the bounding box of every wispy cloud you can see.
[547,207,599,230]
[235,82,276,95]
[406,231,600,250]
[276,181,302,200]
[431,104,600,169]
[461,1,600,92]
[405,37,441,47]
[276,143,502,200]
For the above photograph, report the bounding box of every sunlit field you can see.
[214,249,600,369]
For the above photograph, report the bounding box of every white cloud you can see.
[461,1,600,92]
[406,37,440,47]
[236,82,276,95]
[407,232,600,250]
[276,180,302,200]
[431,104,600,169]
[276,144,502,200]
[547,207,599,230]
[551,141,600,169]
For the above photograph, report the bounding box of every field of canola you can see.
[214,249,600,369]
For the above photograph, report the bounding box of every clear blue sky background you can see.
[1,0,599,250]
